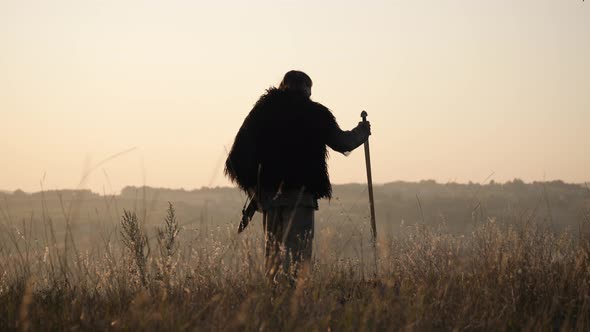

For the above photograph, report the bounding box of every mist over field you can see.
[3,180,590,242]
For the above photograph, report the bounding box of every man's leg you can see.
[264,207,284,282]
[282,207,314,281]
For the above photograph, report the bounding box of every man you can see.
[225,70,370,283]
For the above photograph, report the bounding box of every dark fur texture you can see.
[225,88,340,199]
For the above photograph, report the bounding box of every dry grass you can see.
[1,198,590,332]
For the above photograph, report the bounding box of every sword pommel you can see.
[361,110,368,122]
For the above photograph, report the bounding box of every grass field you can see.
[1,184,590,331]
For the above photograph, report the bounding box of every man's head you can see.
[279,70,312,97]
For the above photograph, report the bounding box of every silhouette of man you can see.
[225,70,370,284]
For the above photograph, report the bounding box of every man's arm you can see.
[326,121,371,154]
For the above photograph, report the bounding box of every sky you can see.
[1,0,589,194]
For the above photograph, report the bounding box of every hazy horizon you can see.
[2,177,587,196]
[2,1,588,193]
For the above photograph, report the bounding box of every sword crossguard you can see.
[361,110,368,122]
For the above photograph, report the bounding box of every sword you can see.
[361,110,378,275]
[238,195,258,233]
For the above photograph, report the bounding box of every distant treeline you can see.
[3,179,589,235]
[6,178,588,199]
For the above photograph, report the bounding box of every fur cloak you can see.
[224,88,341,199]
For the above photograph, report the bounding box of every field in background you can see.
[1,180,590,330]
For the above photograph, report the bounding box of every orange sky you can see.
[1,1,589,193]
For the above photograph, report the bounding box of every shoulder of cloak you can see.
[308,100,339,130]
[240,87,284,129]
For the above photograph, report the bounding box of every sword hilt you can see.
[361,110,368,122]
